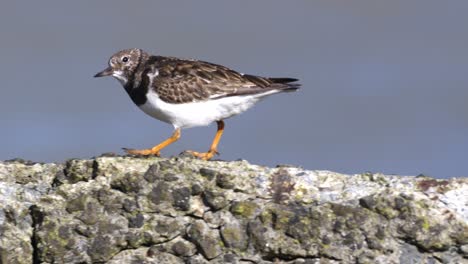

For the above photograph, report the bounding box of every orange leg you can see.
[187,121,224,160]
[123,128,181,156]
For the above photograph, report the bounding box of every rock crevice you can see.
[0,156,466,263]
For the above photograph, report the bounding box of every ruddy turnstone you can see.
[94,48,300,160]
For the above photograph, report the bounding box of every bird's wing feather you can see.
[152,58,298,104]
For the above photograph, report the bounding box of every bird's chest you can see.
[127,89,148,106]
[124,76,149,106]
[137,90,179,125]
[124,68,157,106]
[138,89,261,129]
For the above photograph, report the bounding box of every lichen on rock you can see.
[0,156,466,263]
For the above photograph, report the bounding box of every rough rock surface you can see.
[0,155,466,264]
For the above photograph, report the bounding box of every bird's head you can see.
[94,48,145,85]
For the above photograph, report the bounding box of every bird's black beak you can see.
[94,66,113,78]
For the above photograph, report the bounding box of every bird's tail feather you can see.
[269,77,301,92]
[269,77,299,83]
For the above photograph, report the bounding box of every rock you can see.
[187,220,223,260]
[203,189,229,211]
[172,186,191,211]
[110,248,184,264]
[215,172,236,189]
[60,159,95,184]
[220,222,248,251]
[0,156,466,263]
[231,200,259,219]
[168,237,197,257]
[0,160,60,264]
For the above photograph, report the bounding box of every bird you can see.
[94,48,300,160]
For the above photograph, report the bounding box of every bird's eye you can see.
[122,56,129,63]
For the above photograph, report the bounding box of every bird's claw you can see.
[185,150,219,160]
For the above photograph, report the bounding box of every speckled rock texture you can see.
[0,156,466,264]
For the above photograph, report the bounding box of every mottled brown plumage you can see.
[150,56,300,104]
[95,49,299,105]
[94,48,300,160]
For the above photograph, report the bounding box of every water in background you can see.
[1,1,467,178]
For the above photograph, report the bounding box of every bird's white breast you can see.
[138,89,277,129]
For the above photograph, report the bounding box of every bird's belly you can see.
[139,90,268,129]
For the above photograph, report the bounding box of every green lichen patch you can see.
[359,193,407,219]
[268,206,296,230]
[220,225,248,250]
[2,155,466,263]
[65,194,88,213]
[62,159,95,184]
[230,201,259,219]
[187,220,223,260]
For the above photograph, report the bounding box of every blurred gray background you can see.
[1,1,467,178]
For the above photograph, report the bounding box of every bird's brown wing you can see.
[152,58,299,104]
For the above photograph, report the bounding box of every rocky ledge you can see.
[0,156,466,264]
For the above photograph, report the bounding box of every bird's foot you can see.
[122,148,161,156]
[185,149,219,161]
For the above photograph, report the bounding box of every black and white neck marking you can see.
[121,57,160,106]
